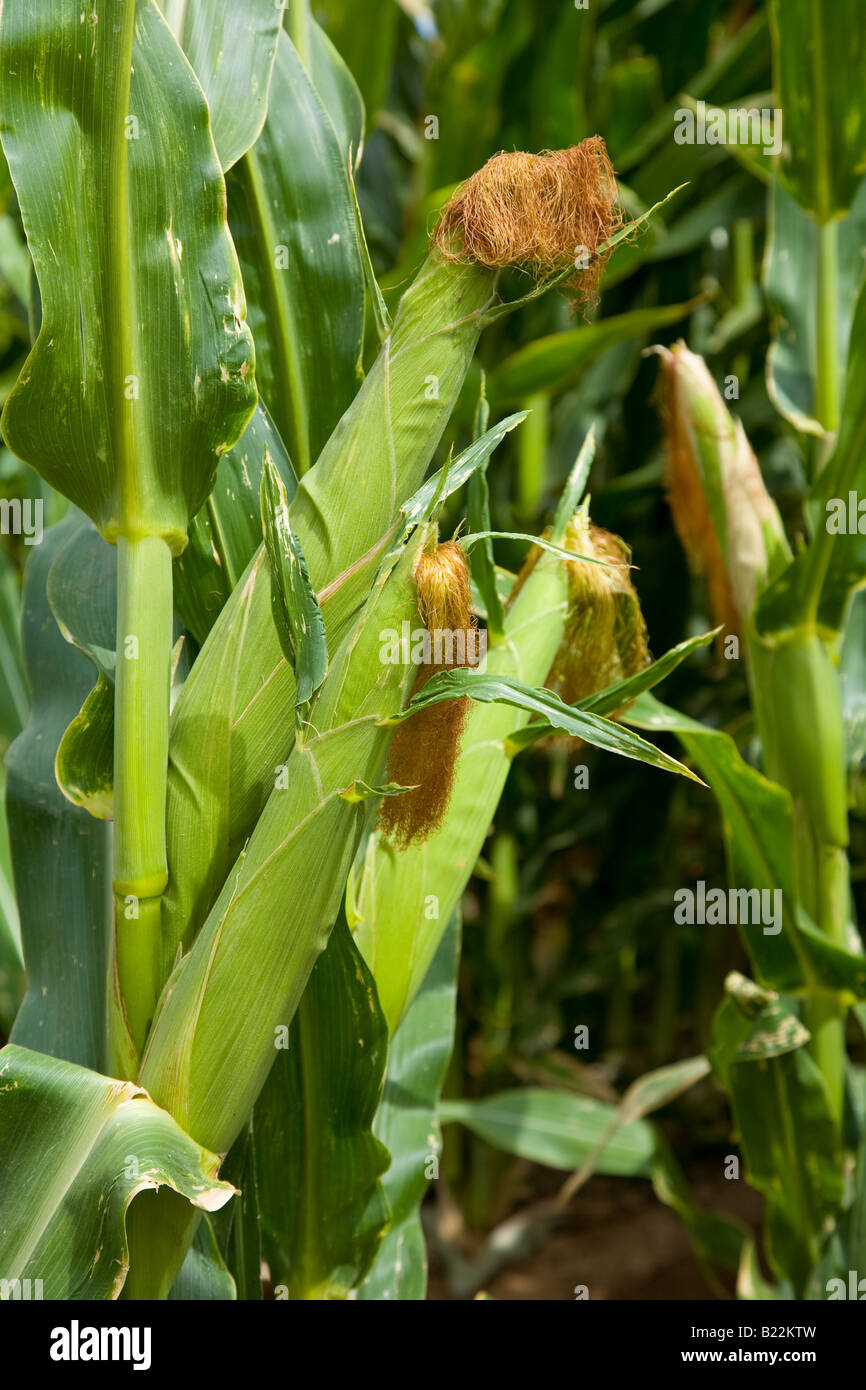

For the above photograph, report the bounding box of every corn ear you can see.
[352,545,569,1032]
[658,341,791,631]
[162,253,498,964]
[140,527,431,1154]
[513,507,650,708]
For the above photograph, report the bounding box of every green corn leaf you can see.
[506,629,717,755]
[347,158,392,343]
[709,981,844,1293]
[254,914,390,1300]
[0,546,27,749]
[168,1219,236,1301]
[565,1057,711,1197]
[351,914,461,1302]
[757,276,866,636]
[312,0,398,123]
[626,690,804,992]
[551,426,596,542]
[467,465,505,642]
[46,516,117,681]
[208,1125,263,1301]
[227,28,365,475]
[764,180,866,437]
[54,672,115,820]
[649,1140,748,1288]
[6,515,111,1071]
[769,0,866,222]
[460,532,603,566]
[627,691,866,999]
[307,19,365,167]
[614,9,769,173]
[0,0,256,548]
[261,448,328,705]
[399,412,528,527]
[0,1043,233,1300]
[439,1090,657,1176]
[488,297,704,404]
[174,402,297,646]
[398,670,703,784]
[0,769,24,1039]
[162,0,282,172]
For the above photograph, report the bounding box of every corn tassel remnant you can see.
[433,139,622,307]
[379,541,477,846]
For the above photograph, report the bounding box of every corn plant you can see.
[0,0,707,1302]
[620,0,866,1299]
[2,0,862,1310]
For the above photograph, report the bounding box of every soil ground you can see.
[427,1160,763,1300]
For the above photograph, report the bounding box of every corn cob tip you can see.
[432,138,622,306]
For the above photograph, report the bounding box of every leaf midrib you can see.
[241,147,311,475]
[107,0,139,534]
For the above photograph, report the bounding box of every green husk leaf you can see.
[261,448,327,705]
[254,914,390,1300]
[353,549,569,1030]
[175,401,297,646]
[351,914,460,1301]
[340,780,413,804]
[467,442,505,642]
[142,531,429,1155]
[399,412,528,528]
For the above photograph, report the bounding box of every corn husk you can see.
[658,341,791,633]
[141,528,431,1154]
[352,544,569,1032]
[161,252,498,971]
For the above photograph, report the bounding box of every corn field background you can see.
[0,0,865,1333]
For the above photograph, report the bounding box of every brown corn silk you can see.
[512,512,650,708]
[433,139,622,306]
[379,540,477,846]
[659,346,740,637]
